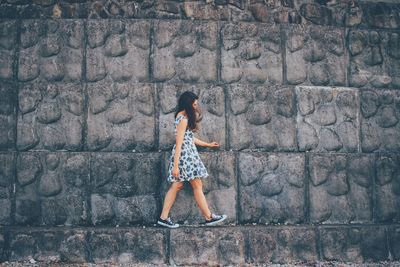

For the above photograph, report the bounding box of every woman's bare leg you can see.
[189,178,212,220]
[160,181,184,220]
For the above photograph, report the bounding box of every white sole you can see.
[204,215,227,226]
[157,221,179,229]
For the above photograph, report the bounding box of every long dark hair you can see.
[174,91,202,132]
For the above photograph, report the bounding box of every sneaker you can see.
[202,213,227,226]
[157,217,179,228]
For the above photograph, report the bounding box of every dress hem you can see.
[167,175,209,183]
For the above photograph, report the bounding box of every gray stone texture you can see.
[17,83,84,151]
[284,25,346,86]
[87,82,155,152]
[375,154,400,222]
[0,82,17,150]
[320,226,389,262]
[238,152,305,224]
[349,30,400,89]
[0,152,14,225]
[221,22,282,84]
[90,152,160,226]
[158,83,225,151]
[153,20,217,83]
[360,89,400,152]
[15,152,89,226]
[309,153,373,224]
[296,86,359,152]
[18,20,83,82]
[0,20,17,80]
[160,152,236,225]
[227,84,296,151]
[86,20,149,83]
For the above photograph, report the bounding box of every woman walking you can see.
[157,91,227,228]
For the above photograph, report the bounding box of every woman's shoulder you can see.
[175,112,188,120]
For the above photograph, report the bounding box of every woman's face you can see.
[192,99,199,112]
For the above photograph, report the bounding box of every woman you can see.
[157,91,227,228]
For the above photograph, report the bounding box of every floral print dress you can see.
[167,114,209,183]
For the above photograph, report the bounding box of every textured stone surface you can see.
[0,82,17,150]
[18,20,83,82]
[170,227,245,265]
[389,226,400,260]
[153,20,217,83]
[296,86,359,152]
[320,226,389,262]
[86,20,149,83]
[221,22,282,84]
[0,20,17,80]
[90,153,160,226]
[349,30,400,89]
[0,152,14,225]
[87,82,155,152]
[17,83,84,151]
[238,152,305,224]
[160,152,236,225]
[227,85,296,151]
[309,153,373,224]
[375,154,400,222]
[15,152,89,226]
[158,84,225,150]
[285,25,346,86]
[360,89,400,152]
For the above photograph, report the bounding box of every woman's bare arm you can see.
[194,137,210,147]
[173,118,188,166]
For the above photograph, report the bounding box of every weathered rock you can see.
[153,20,217,83]
[221,22,282,84]
[309,153,373,224]
[90,152,160,226]
[87,82,155,152]
[296,86,359,152]
[158,84,225,151]
[238,152,305,224]
[0,153,14,225]
[0,20,17,80]
[0,82,17,150]
[228,85,296,151]
[15,152,89,226]
[160,152,236,225]
[17,83,84,151]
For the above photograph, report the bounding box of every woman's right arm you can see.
[172,118,188,175]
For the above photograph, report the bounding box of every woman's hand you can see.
[208,141,220,148]
[172,166,179,178]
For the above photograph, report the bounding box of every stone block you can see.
[0,232,5,262]
[375,154,400,222]
[388,226,400,260]
[160,152,236,225]
[0,20,17,80]
[158,84,225,150]
[86,20,149,82]
[320,226,389,262]
[0,152,14,225]
[296,86,359,152]
[170,227,245,265]
[153,20,217,83]
[90,153,160,226]
[349,30,400,89]
[221,22,282,84]
[18,20,83,82]
[16,83,84,151]
[15,152,89,226]
[88,228,167,264]
[59,230,89,263]
[309,153,373,224]
[0,82,17,150]
[87,82,155,152]
[360,89,400,152]
[284,25,346,86]
[238,152,305,224]
[227,85,296,151]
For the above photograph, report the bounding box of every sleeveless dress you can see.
[167,114,209,183]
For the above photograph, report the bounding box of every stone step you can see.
[0,224,399,265]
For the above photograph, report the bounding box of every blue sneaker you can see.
[157,217,179,228]
[203,213,227,226]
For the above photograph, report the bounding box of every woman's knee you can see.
[171,182,184,192]
[189,178,202,190]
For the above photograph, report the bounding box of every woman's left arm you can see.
[194,137,220,148]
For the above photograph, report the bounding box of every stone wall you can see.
[0,0,399,265]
